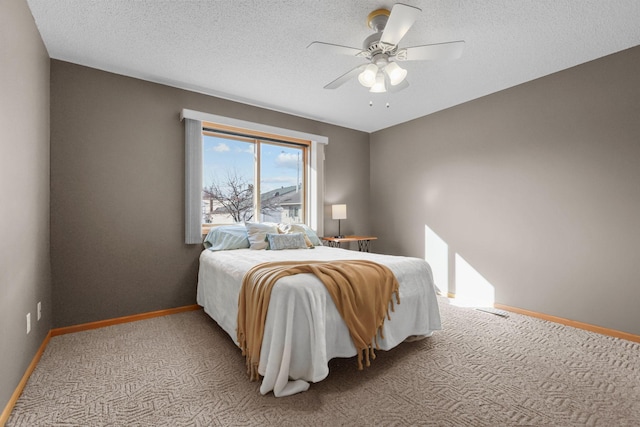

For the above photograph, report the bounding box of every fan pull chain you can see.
[368,101,391,108]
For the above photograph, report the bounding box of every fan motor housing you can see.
[362,32,397,58]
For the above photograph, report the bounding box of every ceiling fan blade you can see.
[324,65,366,89]
[398,40,465,61]
[380,3,421,47]
[307,41,362,57]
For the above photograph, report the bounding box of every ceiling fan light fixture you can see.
[310,3,463,94]
[369,72,387,93]
[358,64,378,87]
[385,62,407,85]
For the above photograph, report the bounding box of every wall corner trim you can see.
[51,304,202,337]
[0,331,51,426]
[494,303,640,343]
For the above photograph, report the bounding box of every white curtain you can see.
[309,141,325,236]
[184,118,203,244]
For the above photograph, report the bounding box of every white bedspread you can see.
[197,246,441,396]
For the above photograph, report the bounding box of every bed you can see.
[196,224,442,397]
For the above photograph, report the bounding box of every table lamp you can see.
[331,204,347,238]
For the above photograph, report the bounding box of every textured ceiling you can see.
[27,0,640,133]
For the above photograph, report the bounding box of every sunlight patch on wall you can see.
[453,254,495,307]
[424,225,448,295]
[425,224,496,307]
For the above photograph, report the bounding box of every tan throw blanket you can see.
[237,260,400,381]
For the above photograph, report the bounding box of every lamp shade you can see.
[358,64,378,87]
[369,72,386,93]
[385,62,407,86]
[331,204,347,220]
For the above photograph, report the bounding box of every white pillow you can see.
[245,222,279,250]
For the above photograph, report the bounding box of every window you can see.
[201,122,307,226]
[181,109,327,244]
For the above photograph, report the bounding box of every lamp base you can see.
[335,218,345,239]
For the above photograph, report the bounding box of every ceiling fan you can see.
[307,3,465,93]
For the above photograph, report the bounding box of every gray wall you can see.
[3,2,637,413]
[371,46,640,336]
[0,0,51,413]
[50,60,370,328]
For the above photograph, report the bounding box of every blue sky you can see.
[203,135,303,193]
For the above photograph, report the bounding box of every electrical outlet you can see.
[37,302,41,321]
[27,313,31,334]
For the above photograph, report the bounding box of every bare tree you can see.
[203,169,291,223]
[203,169,254,222]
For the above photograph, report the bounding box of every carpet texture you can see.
[7,298,640,426]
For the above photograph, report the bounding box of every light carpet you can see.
[7,298,640,426]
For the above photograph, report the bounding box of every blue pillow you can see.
[279,223,322,247]
[299,224,322,246]
[266,232,308,250]
[203,225,250,251]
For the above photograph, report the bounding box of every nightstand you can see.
[321,235,377,252]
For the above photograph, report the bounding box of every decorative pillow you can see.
[245,222,279,250]
[203,225,250,251]
[266,233,308,250]
[278,224,314,247]
[298,223,322,246]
